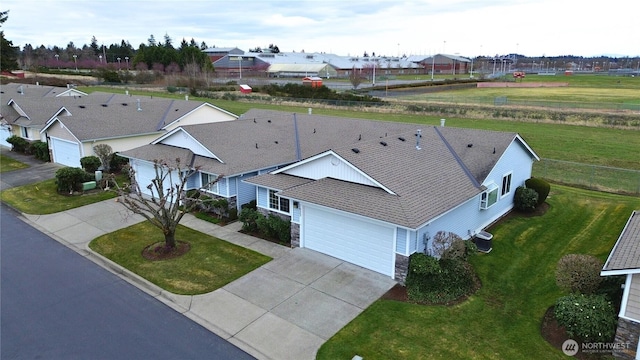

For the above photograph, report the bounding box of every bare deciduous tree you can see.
[115,158,220,250]
[93,143,113,172]
[430,231,463,258]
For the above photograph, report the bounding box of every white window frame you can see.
[200,173,219,194]
[501,172,513,198]
[21,126,28,138]
[268,189,290,214]
[480,183,499,210]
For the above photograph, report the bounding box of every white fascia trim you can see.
[515,134,540,161]
[7,99,29,119]
[273,150,396,195]
[152,127,220,161]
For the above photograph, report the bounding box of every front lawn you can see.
[317,185,640,359]
[89,222,271,294]
[0,154,29,172]
[0,177,123,214]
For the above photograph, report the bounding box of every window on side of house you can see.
[501,173,513,197]
[21,127,28,138]
[201,173,218,194]
[268,189,290,214]
[480,183,499,210]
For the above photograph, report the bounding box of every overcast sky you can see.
[2,0,638,58]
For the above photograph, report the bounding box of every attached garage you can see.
[51,137,81,167]
[301,205,396,277]
[0,124,12,148]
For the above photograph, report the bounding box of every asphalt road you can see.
[0,204,254,360]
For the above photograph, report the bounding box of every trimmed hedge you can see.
[406,252,477,304]
[7,136,29,153]
[525,177,550,206]
[556,254,604,295]
[514,186,538,212]
[80,156,101,173]
[55,167,93,193]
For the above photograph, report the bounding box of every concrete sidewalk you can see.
[21,200,396,360]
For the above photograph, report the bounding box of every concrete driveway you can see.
[186,246,396,360]
[20,200,396,360]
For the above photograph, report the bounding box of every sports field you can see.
[394,74,640,107]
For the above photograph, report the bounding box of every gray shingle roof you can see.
[603,211,640,273]
[122,109,528,228]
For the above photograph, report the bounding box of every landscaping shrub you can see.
[55,167,93,193]
[241,200,257,210]
[430,231,463,258]
[80,156,102,173]
[514,186,538,212]
[406,252,477,304]
[554,294,617,343]
[7,135,29,153]
[525,177,550,206]
[239,208,259,232]
[267,214,291,243]
[109,153,129,173]
[556,254,604,295]
[30,140,50,161]
[255,213,276,239]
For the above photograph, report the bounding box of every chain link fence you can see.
[533,159,640,195]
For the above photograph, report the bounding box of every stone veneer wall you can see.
[395,254,409,284]
[291,223,300,248]
[613,317,640,359]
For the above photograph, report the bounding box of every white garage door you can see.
[0,125,12,148]
[51,138,81,167]
[133,161,158,196]
[303,206,395,277]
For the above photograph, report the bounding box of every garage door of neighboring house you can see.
[134,161,158,197]
[51,138,81,167]
[0,124,12,148]
[302,206,395,277]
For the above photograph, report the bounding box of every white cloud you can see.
[1,0,637,57]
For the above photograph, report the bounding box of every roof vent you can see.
[274,141,279,144]
[493,147,496,154]
[380,141,387,146]
[267,119,271,123]
[358,134,362,141]
[467,143,473,148]
[101,104,108,107]
[398,137,406,142]
[352,148,360,154]
[415,129,422,150]
[79,105,85,108]
[137,99,142,111]
[122,103,128,106]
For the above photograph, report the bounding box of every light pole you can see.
[73,54,78,71]
[99,55,102,64]
[125,56,129,69]
[55,54,59,69]
[238,56,242,79]
[117,57,121,70]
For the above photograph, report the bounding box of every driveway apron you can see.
[3,150,397,359]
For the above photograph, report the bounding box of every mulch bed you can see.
[142,241,191,261]
[540,306,611,359]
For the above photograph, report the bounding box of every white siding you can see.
[159,130,215,157]
[302,204,395,277]
[283,154,379,188]
[417,138,536,254]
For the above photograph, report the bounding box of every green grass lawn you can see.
[76,86,640,170]
[0,178,120,214]
[317,185,640,360]
[89,222,271,294]
[0,154,29,172]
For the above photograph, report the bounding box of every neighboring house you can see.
[0,83,89,146]
[601,210,640,360]
[122,109,539,281]
[36,94,236,167]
